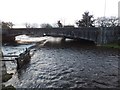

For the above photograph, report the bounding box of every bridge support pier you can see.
[61,37,66,42]
[96,27,108,46]
[2,35,16,44]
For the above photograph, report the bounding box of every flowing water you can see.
[2,35,119,89]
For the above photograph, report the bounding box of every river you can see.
[2,35,119,89]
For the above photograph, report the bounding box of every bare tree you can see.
[108,16,118,27]
[118,17,120,26]
[96,16,118,27]
[52,23,58,28]
[1,21,14,29]
[95,17,107,27]
[40,23,53,28]
[0,21,2,28]
[8,22,14,28]
[24,23,31,28]
[31,23,38,28]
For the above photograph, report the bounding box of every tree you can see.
[76,12,95,27]
[1,22,14,29]
[8,22,14,28]
[57,20,63,27]
[24,23,31,28]
[31,23,38,28]
[96,16,119,27]
[52,23,58,28]
[119,17,120,26]
[95,17,107,27]
[0,21,2,28]
[40,23,53,28]
[24,23,39,28]
[108,16,118,27]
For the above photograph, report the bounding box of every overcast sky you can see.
[0,0,120,27]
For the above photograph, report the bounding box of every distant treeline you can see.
[1,11,120,29]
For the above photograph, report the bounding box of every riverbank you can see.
[101,42,120,49]
[2,72,16,90]
[2,62,16,90]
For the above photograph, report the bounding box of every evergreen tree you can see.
[76,12,95,27]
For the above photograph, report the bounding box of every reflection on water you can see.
[2,36,119,88]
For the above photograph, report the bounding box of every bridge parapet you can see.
[44,27,100,44]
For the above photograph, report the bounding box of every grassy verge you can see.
[2,73,13,82]
[2,84,16,90]
[2,72,16,90]
[102,43,120,49]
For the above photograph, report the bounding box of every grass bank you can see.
[2,84,16,90]
[102,42,120,49]
[2,73,13,82]
[2,72,16,90]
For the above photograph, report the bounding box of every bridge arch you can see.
[2,27,120,45]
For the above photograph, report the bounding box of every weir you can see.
[2,27,120,45]
[1,48,31,70]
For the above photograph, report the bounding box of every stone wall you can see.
[100,27,120,44]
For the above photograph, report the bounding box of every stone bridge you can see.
[2,27,120,45]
